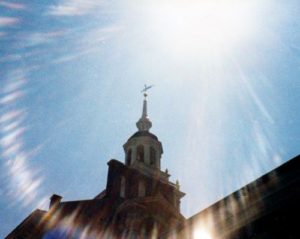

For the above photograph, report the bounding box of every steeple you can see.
[136,93,152,132]
[121,86,185,219]
[123,85,164,171]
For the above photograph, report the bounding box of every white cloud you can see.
[0,1,26,10]
[48,0,104,16]
[0,91,24,105]
[2,120,22,133]
[0,16,19,26]
[0,110,24,123]
[0,69,45,208]
[0,127,26,147]
[24,32,52,46]
[21,30,68,47]
[2,78,26,93]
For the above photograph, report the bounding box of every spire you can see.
[136,85,153,131]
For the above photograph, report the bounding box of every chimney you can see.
[49,194,62,209]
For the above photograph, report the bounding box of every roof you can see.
[5,209,47,239]
[57,197,116,222]
[129,131,158,140]
[164,154,300,239]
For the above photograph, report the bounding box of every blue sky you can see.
[0,0,300,237]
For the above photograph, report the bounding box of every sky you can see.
[0,0,300,237]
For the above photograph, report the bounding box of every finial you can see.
[176,180,180,190]
[136,85,154,132]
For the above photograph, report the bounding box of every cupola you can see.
[123,88,163,171]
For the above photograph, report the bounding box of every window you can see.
[138,181,146,197]
[136,145,144,162]
[150,147,156,166]
[126,149,132,166]
[120,176,126,198]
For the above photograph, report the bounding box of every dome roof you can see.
[129,131,158,141]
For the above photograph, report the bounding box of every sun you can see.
[141,0,262,58]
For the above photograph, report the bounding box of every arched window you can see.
[126,149,132,166]
[150,147,156,166]
[138,181,146,197]
[136,145,144,162]
[120,176,126,198]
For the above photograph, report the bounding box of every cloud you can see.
[2,78,26,93]
[0,16,19,26]
[24,32,53,46]
[0,127,26,147]
[52,50,91,64]
[0,70,44,208]
[48,0,103,16]
[1,120,22,133]
[0,110,25,123]
[2,142,22,157]
[0,54,22,62]
[0,109,42,207]
[0,90,24,105]
[21,30,68,47]
[0,1,26,10]
[5,153,43,206]
[51,25,120,64]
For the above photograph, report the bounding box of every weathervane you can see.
[141,84,154,98]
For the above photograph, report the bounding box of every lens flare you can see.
[193,228,212,239]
